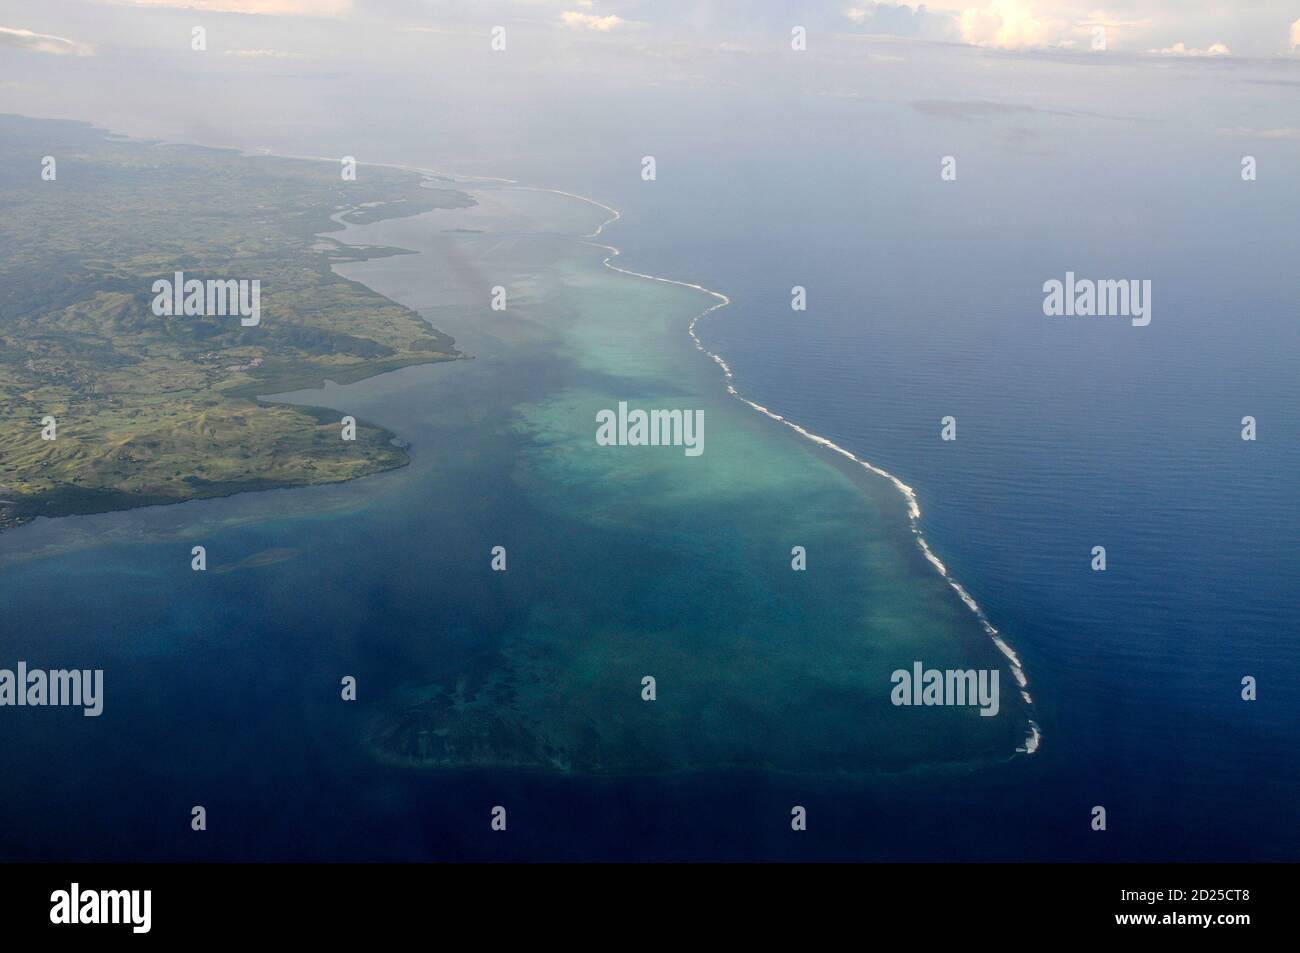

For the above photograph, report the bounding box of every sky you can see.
[1,1,1298,179]
[4,1,1300,58]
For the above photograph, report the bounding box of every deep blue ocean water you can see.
[571,110,1300,859]
[2,77,1297,860]
[424,88,1300,857]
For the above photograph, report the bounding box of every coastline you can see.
[6,129,1039,758]
[483,177,1042,756]
[0,136,468,536]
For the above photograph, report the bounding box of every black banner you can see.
[0,862,1283,941]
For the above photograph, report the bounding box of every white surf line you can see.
[303,151,1039,756]
[242,148,520,186]
[563,197,1040,757]
[513,187,622,240]
[377,162,518,185]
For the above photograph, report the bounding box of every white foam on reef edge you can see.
[530,188,1043,758]
[309,155,1043,758]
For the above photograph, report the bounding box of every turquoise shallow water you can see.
[1,168,1292,861]
[0,180,1031,860]
[331,182,1031,775]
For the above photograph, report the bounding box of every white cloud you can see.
[560,11,626,32]
[1217,126,1300,139]
[843,3,875,24]
[0,26,93,55]
[400,26,480,36]
[224,48,306,58]
[960,2,1059,48]
[852,1,1091,50]
[841,2,1277,54]
[1290,18,1300,50]
[106,0,351,15]
[1147,41,1230,56]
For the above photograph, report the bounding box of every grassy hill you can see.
[0,115,472,529]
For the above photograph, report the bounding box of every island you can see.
[0,115,472,531]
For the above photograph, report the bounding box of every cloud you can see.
[560,11,626,32]
[843,1,961,41]
[913,99,1051,120]
[106,0,351,15]
[960,2,1061,49]
[400,26,480,36]
[847,1,1097,51]
[1147,41,1230,56]
[840,2,1275,54]
[1291,18,1300,50]
[0,26,93,55]
[223,48,307,58]
[911,98,1144,123]
[1217,126,1300,139]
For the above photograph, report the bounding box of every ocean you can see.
[1,87,1296,860]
